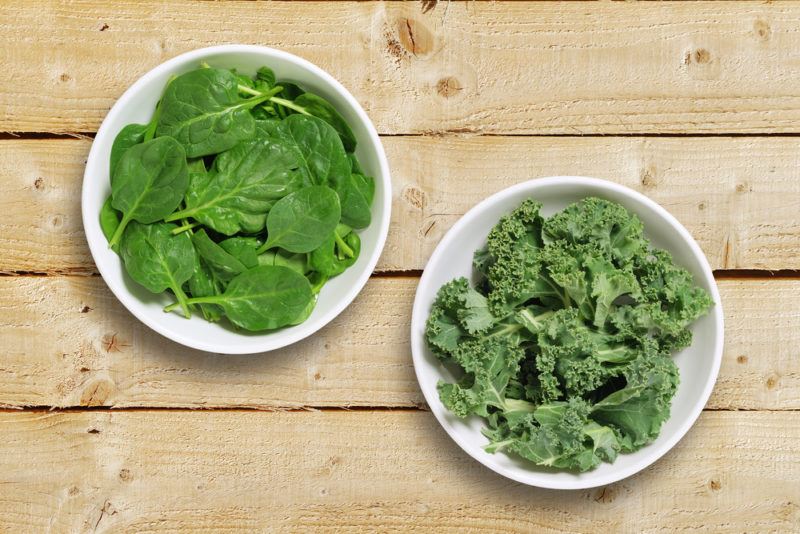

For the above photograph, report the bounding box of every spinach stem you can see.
[269,96,311,116]
[333,231,354,259]
[143,100,162,142]
[168,284,192,318]
[108,213,131,248]
[171,221,198,235]
[183,296,220,306]
[254,241,273,255]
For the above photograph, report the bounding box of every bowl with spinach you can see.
[411,177,723,489]
[82,45,391,353]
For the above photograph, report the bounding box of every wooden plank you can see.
[3,136,800,275]
[4,1,800,134]
[0,276,795,410]
[0,410,797,532]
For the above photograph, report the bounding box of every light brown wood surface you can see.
[4,136,800,274]
[1,410,798,533]
[1,1,798,531]
[0,276,796,411]
[5,1,800,135]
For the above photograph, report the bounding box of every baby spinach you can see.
[108,136,188,248]
[293,93,357,152]
[156,68,277,157]
[192,229,248,283]
[99,196,121,249]
[256,185,341,254]
[166,136,308,234]
[102,64,376,331]
[275,114,350,186]
[220,237,261,269]
[309,225,361,277]
[332,172,374,229]
[110,123,148,177]
[188,256,224,322]
[184,266,313,331]
[119,222,195,318]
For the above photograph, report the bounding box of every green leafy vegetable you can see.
[191,229,248,283]
[256,185,341,254]
[292,93,357,152]
[426,197,713,472]
[165,136,309,234]
[156,68,276,157]
[101,64,375,331]
[109,123,148,177]
[119,222,195,318]
[108,136,188,248]
[183,265,313,331]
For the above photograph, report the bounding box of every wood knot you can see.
[119,469,133,482]
[102,333,130,353]
[753,19,771,41]
[694,49,711,64]
[99,23,109,32]
[80,305,92,313]
[736,355,748,364]
[68,485,80,496]
[51,215,64,228]
[766,375,778,390]
[34,177,44,190]
[640,165,657,188]
[437,76,463,98]
[80,379,116,407]
[60,73,71,82]
[313,372,322,381]
[709,479,722,491]
[403,186,427,210]
[594,485,617,503]
[397,18,433,57]
[697,201,706,211]
[735,182,751,193]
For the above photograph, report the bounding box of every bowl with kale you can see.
[411,176,723,489]
[82,45,391,354]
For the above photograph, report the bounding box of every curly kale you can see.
[425,197,713,472]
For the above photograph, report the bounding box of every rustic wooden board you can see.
[0,276,794,410]
[3,136,800,275]
[4,1,800,134]
[0,410,797,532]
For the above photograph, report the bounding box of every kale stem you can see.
[171,222,198,235]
[269,96,311,116]
[333,231,354,258]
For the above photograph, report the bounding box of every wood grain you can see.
[0,410,797,532]
[3,136,800,275]
[0,276,795,410]
[4,2,800,135]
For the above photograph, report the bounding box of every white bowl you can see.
[82,45,391,354]
[411,176,724,489]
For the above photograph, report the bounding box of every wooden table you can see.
[2,1,799,531]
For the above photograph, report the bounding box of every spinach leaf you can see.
[256,67,276,88]
[332,172,374,229]
[258,250,308,275]
[155,68,274,157]
[347,152,364,175]
[166,136,309,235]
[185,265,313,331]
[119,221,195,318]
[191,229,248,283]
[275,114,350,186]
[188,255,224,322]
[289,296,317,325]
[220,237,261,268]
[309,225,360,277]
[99,195,121,251]
[256,185,341,254]
[110,123,148,178]
[108,136,188,248]
[293,93,357,152]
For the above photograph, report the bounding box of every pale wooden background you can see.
[1,1,799,532]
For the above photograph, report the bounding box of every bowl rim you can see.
[411,176,724,490]
[81,44,392,354]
